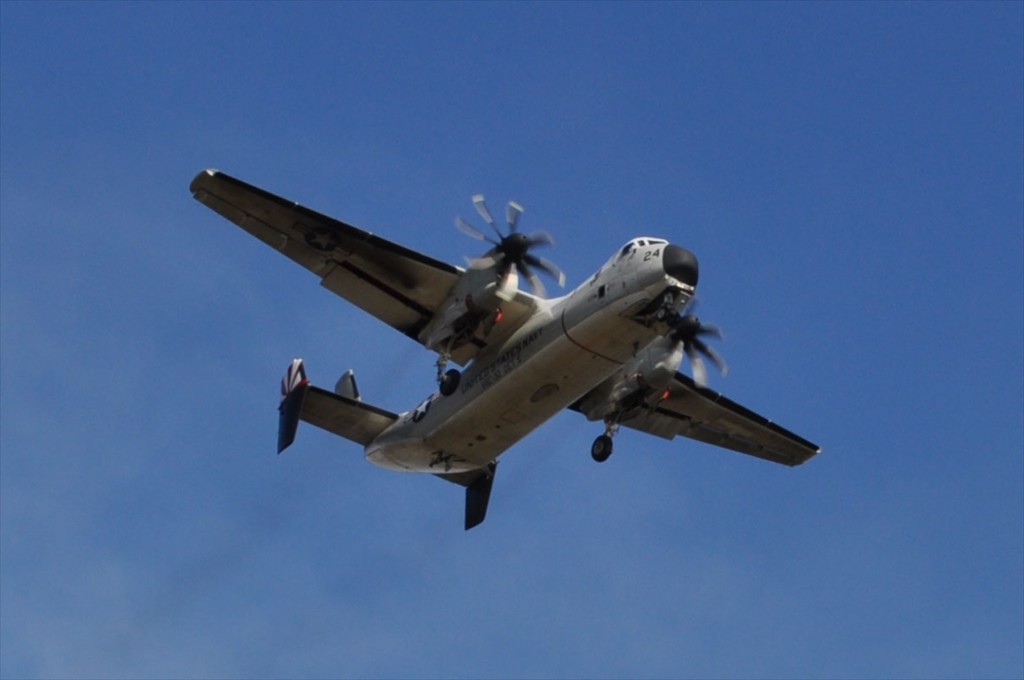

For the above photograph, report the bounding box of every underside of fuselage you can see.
[365,243,694,474]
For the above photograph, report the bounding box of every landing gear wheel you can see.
[439,368,461,397]
[591,435,613,463]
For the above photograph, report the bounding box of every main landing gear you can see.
[436,355,461,397]
[591,422,619,463]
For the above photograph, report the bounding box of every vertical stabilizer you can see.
[335,369,361,401]
[436,462,498,530]
[278,359,310,453]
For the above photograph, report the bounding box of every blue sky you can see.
[1,2,1021,678]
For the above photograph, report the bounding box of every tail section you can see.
[277,359,399,453]
[279,359,496,530]
[334,369,360,401]
[436,462,498,530]
[278,359,310,453]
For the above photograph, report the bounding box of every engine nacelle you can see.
[630,336,685,390]
[420,265,519,355]
[577,336,684,422]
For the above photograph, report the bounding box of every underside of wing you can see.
[190,169,461,351]
[619,373,821,466]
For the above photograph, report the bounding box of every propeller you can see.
[667,303,728,388]
[455,195,566,296]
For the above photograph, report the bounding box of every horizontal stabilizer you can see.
[277,359,398,453]
[299,386,398,446]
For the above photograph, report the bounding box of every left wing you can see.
[190,169,534,365]
[577,373,820,466]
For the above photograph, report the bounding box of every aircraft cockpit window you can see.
[620,243,635,257]
[648,239,666,246]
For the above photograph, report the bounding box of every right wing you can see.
[578,372,820,466]
[190,169,535,365]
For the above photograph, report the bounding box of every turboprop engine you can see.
[577,300,728,425]
[419,263,519,354]
[421,193,567,359]
[576,336,686,423]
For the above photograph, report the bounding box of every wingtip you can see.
[189,168,220,195]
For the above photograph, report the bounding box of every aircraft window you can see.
[648,239,666,245]
[620,243,634,257]
[638,239,646,247]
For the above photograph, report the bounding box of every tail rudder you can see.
[278,358,309,453]
[335,369,360,401]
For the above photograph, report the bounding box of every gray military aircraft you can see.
[190,170,820,529]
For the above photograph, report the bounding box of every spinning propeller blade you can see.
[455,215,493,243]
[506,200,523,232]
[471,194,505,241]
[455,195,565,296]
[523,252,566,288]
[472,194,494,225]
[669,310,728,387]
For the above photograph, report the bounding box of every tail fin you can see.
[277,359,399,453]
[278,359,309,453]
[335,369,360,401]
[436,461,498,530]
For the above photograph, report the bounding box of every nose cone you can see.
[663,245,699,286]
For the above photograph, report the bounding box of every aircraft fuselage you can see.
[366,238,696,473]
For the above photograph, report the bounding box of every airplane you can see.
[190,169,821,530]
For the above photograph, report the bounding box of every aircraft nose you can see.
[663,245,699,286]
